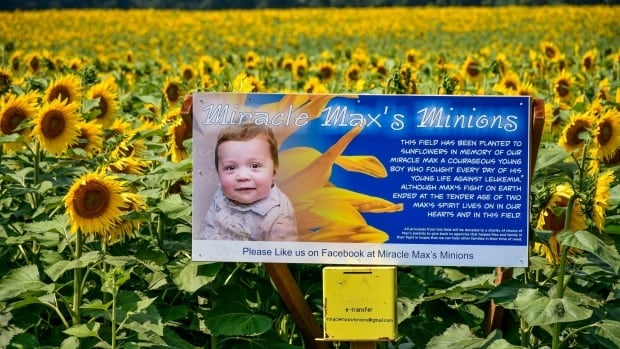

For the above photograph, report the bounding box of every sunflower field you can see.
[1,5,620,349]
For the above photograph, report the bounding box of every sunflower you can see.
[73,121,103,157]
[405,48,420,66]
[516,80,537,98]
[581,49,597,73]
[461,56,483,82]
[558,111,595,154]
[32,99,81,155]
[316,62,336,82]
[87,79,118,128]
[351,47,370,66]
[596,109,620,162]
[281,57,295,71]
[106,192,147,243]
[162,77,185,107]
[292,58,308,80]
[9,50,23,71]
[0,67,12,95]
[303,77,328,94]
[67,57,83,72]
[543,100,569,140]
[493,70,520,95]
[593,170,615,233]
[199,55,223,75]
[180,64,197,82]
[244,50,261,70]
[166,108,192,163]
[44,74,82,104]
[200,72,217,90]
[534,184,587,263]
[0,92,38,153]
[540,41,560,62]
[110,138,146,160]
[244,74,266,92]
[230,72,255,93]
[597,78,611,101]
[64,171,126,237]
[553,70,575,102]
[372,57,390,77]
[345,63,362,83]
[494,52,511,76]
[109,156,149,175]
[24,52,41,73]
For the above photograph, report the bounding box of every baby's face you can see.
[217,136,276,205]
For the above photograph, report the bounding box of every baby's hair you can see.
[214,122,279,170]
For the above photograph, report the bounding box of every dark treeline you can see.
[1,0,616,10]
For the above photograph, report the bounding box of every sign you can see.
[321,266,397,341]
[192,92,531,267]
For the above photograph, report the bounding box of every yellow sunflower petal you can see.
[334,155,388,178]
[295,199,367,231]
[280,123,363,196]
[298,187,403,214]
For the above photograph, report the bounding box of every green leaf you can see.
[156,194,191,219]
[535,145,569,171]
[397,296,421,324]
[0,265,52,300]
[44,251,102,281]
[557,230,620,273]
[427,325,525,349]
[426,324,484,349]
[593,320,620,348]
[168,258,220,293]
[514,288,593,325]
[63,322,100,338]
[204,312,272,336]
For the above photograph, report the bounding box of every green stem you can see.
[73,231,83,326]
[551,193,578,349]
[111,284,117,349]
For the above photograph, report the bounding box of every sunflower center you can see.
[565,120,590,146]
[598,120,612,145]
[166,84,180,103]
[555,79,570,98]
[504,80,517,90]
[73,181,111,219]
[544,47,556,60]
[0,107,26,134]
[0,73,10,94]
[466,61,480,78]
[95,94,109,119]
[29,56,40,72]
[583,57,593,71]
[49,85,71,103]
[40,110,66,139]
[174,118,192,149]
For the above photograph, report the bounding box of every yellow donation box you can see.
[322,266,397,341]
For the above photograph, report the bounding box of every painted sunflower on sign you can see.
[197,93,403,243]
[32,99,81,155]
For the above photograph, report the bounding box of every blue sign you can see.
[192,93,531,267]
